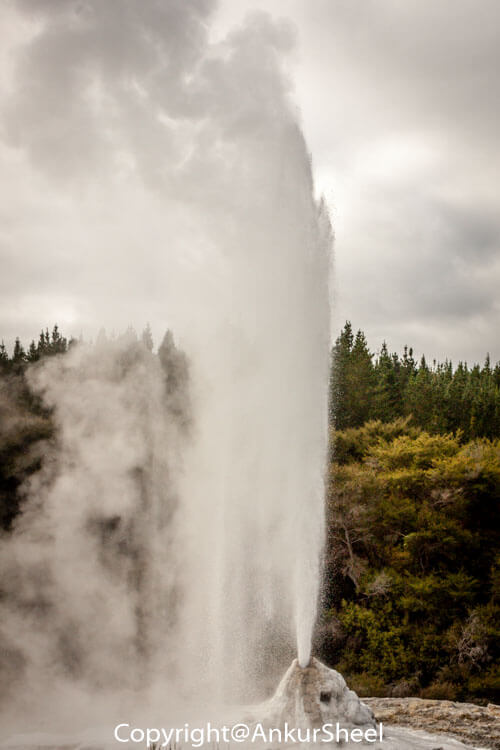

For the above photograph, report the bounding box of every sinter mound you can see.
[262,657,375,729]
[254,659,485,748]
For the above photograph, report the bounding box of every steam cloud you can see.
[0,331,190,722]
[0,0,332,731]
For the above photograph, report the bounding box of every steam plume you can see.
[0,0,332,728]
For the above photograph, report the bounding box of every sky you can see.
[1,0,499,365]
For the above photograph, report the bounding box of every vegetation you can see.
[330,321,500,440]
[318,322,500,703]
[0,327,69,529]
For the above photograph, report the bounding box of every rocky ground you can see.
[364,697,500,750]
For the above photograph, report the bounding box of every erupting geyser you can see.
[0,0,331,727]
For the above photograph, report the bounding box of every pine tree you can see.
[37,330,48,358]
[13,338,26,362]
[374,342,401,421]
[347,330,376,426]
[447,362,473,438]
[0,341,8,371]
[433,360,453,433]
[141,324,154,352]
[50,324,67,355]
[468,358,500,439]
[11,338,27,372]
[27,340,39,362]
[404,356,436,430]
[330,322,354,428]
[493,363,500,389]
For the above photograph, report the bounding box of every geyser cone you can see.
[257,661,486,749]
[263,658,375,730]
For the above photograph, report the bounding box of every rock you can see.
[391,679,413,698]
[260,657,376,731]
[248,660,488,747]
[364,697,500,750]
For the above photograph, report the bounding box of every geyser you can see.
[252,659,482,748]
[263,658,375,730]
[0,0,331,726]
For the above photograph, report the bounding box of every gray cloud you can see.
[1,0,499,364]
[0,0,299,349]
[271,0,500,363]
[333,178,500,362]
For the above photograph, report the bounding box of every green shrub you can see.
[322,420,500,703]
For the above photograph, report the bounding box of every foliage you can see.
[330,321,500,440]
[321,417,500,703]
[0,325,157,530]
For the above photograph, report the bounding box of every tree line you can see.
[330,321,500,440]
[0,324,155,530]
[1,325,71,371]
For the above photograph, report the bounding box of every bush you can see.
[420,681,460,701]
[322,421,500,703]
[341,672,389,698]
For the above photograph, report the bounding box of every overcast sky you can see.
[1,0,499,364]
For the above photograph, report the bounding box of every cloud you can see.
[0,0,304,349]
[333,173,500,361]
[4,0,499,364]
[273,0,500,363]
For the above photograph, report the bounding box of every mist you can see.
[0,0,332,735]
